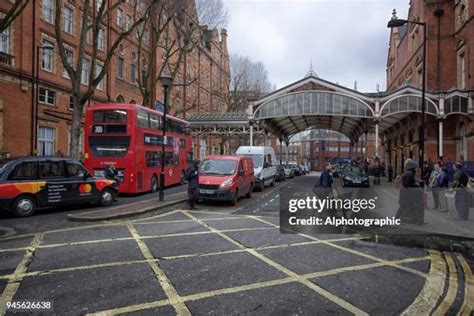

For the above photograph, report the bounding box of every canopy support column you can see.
[438,119,443,161]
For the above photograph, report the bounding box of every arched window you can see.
[130,99,136,104]
[116,95,125,103]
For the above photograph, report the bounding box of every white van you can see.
[236,146,277,191]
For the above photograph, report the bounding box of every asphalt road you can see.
[0,174,472,315]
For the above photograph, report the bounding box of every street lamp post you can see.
[387,10,427,184]
[158,74,174,201]
[33,44,54,155]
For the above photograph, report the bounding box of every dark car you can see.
[276,165,286,182]
[341,166,370,187]
[0,157,119,217]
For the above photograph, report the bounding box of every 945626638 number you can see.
[5,301,53,311]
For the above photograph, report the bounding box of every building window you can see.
[116,95,125,103]
[96,63,104,90]
[98,28,106,51]
[69,96,75,110]
[38,88,56,105]
[63,6,74,34]
[41,39,54,71]
[117,57,124,79]
[125,15,132,31]
[38,127,55,156]
[131,63,137,84]
[0,26,10,53]
[116,8,123,27]
[62,49,73,78]
[460,53,466,90]
[42,0,54,23]
[81,58,90,85]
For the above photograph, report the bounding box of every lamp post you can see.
[33,44,54,155]
[158,74,174,201]
[387,10,427,184]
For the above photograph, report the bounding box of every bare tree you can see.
[54,0,150,159]
[0,0,30,34]
[136,0,202,114]
[195,0,227,29]
[226,54,273,112]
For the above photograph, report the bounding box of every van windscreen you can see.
[199,159,237,176]
[240,154,263,168]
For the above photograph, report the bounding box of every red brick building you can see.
[0,0,229,158]
[385,0,474,174]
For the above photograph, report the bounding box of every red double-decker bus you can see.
[83,103,193,194]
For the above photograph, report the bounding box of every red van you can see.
[198,155,254,205]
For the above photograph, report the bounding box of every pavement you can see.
[0,174,472,315]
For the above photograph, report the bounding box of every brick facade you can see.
[0,0,229,158]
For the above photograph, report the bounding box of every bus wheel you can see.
[151,175,158,193]
[180,171,186,185]
[99,188,114,207]
[11,195,36,217]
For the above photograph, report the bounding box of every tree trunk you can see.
[69,95,85,160]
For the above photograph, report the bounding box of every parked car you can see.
[341,166,370,187]
[275,165,286,182]
[0,157,119,217]
[236,146,276,191]
[197,155,254,206]
[290,164,302,176]
[283,164,295,178]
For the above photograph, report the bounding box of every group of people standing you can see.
[397,159,470,223]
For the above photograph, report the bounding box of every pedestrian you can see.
[428,164,441,210]
[373,157,381,185]
[104,163,119,182]
[387,164,393,182]
[186,160,200,210]
[422,160,432,186]
[396,159,424,225]
[437,166,449,212]
[104,163,119,201]
[319,163,333,188]
[452,162,469,220]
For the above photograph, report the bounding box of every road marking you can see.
[456,253,473,316]
[126,222,190,316]
[250,215,428,278]
[402,250,446,315]
[183,211,368,316]
[0,233,43,314]
[433,252,459,316]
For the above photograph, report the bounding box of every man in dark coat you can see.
[387,164,393,182]
[186,160,200,209]
[104,163,119,181]
[452,162,469,220]
[397,159,424,225]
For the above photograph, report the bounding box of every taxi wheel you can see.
[12,195,37,217]
[151,175,158,193]
[99,188,114,207]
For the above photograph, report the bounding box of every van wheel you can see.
[270,176,275,187]
[258,181,264,191]
[151,175,158,193]
[99,188,114,207]
[245,184,253,198]
[11,195,36,217]
[231,190,239,206]
[180,171,186,185]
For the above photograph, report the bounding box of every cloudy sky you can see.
[223,0,409,92]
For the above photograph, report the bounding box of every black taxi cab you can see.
[0,157,119,217]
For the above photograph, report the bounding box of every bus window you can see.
[89,136,130,157]
[165,152,173,166]
[146,151,161,167]
[150,113,160,130]
[93,110,127,123]
[179,138,186,147]
[137,110,149,128]
[186,152,193,163]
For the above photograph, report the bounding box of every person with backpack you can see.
[452,162,469,220]
[186,160,200,210]
[437,166,449,212]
